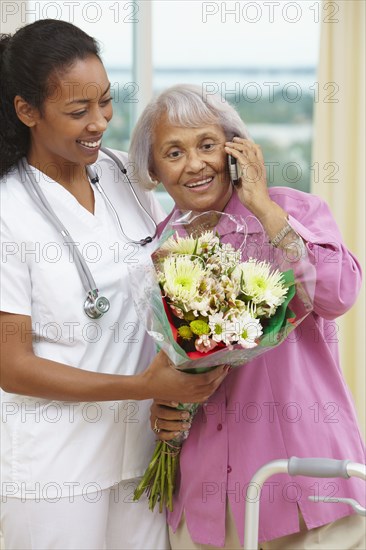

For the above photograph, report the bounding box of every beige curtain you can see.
[312,0,365,436]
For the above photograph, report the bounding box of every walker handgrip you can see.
[288,457,351,479]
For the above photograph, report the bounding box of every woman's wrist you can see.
[254,200,289,239]
[117,372,151,401]
[253,200,305,253]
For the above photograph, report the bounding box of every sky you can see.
[24,0,321,69]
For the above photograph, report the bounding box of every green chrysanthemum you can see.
[178,326,194,340]
[190,319,210,336]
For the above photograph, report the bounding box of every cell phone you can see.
[228,154,240,187]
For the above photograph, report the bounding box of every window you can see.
[23,0,321,212]
[152,0,321,207]
[26,0,134,150]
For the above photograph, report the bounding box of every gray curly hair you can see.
[129,84,251,190]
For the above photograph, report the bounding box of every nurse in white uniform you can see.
[0,19,228,550]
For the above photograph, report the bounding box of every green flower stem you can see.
[133,437,183,512]
[160,446,166,513]
[134,441,162,499]
[149,449,163,510]
[167,444,173,512]
[151,454,161,506]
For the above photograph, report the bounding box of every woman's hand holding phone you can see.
[225,138,292,243]
[225,137,272,218]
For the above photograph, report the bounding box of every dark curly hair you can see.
[0,19,100,178]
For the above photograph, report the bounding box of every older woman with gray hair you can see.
[129,85,365,550]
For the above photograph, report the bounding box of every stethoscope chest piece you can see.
[84,290,111,319]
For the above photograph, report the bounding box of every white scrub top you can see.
[0,150,165,500]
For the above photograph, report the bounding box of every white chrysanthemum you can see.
[160,234,201,256]
[208,312,237,345]
[162,256,205,304]
[232,259,288,310]
[208,311,225,342]
[235,311,263,349]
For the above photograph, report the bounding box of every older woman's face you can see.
[150,114,232,212]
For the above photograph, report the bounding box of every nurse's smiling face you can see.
[149,113,232,212]
[24,55,113,173]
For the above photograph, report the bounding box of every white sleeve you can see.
[0,215,32,316]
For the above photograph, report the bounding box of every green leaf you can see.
[259,269,296,347]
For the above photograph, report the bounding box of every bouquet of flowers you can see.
[130,210,314,512]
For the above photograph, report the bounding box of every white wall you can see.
[0,0,24,33]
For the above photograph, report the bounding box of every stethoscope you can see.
[18,148,157,319]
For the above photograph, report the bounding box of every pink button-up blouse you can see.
[158,187,365,547]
